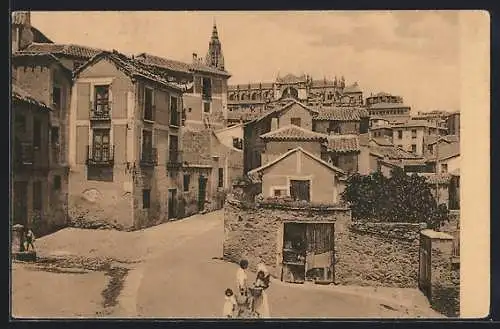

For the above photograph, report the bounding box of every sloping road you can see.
[132,211,443,318]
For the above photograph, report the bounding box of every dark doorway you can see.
[13,181,28,225]
[282,222,335,284]
[168,189,177,220]
[198,175,208,212]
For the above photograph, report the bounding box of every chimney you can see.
[192,53,197,63]
[271,117,278,131]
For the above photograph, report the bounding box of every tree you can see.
[341,168,449,228]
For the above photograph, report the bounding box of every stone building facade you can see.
[68,51,187,229]
[11,49,73,235]
[365,92,411,123]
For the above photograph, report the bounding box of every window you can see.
[411,144,417,153]
[290,180,310,202]
[94,85,110,115]
[142,189,151,209]
[411,129,417,138]
[202,77,212,100]
[218,168,224,188]
[53,175,61,190]
[33,118,41,148]
[397,144,403,149]
[203,102,211,113]
[170,96,179,126]
[330,155,340,167]
[52,86,61,109]
[428,145,434,154]
[183,174,190,192]
[144,87,154,121]
[440,163,448,173]
[169,135,179,163]
[273,189,286,197]
[92,129,111,161]
[232,137,243,150]
[15,114,26,133]
[33,181,42,211]
[141,130,153,162]
[51,127,60,146]
[290,117,301,127]
[397,130,403,139]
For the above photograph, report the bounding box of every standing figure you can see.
[222,288,237,318]
[252,270,271,318]
[235,259,249,317]
[25,226,36,251]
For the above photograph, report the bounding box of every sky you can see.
[31,11,462,113]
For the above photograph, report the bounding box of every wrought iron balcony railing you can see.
[86,145,115,166]
[90,101,112,121]
[140,147,158,167]
[167,150,182,169]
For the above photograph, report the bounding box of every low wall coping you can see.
[420,229,454,240]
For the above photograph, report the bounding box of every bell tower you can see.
[205,20,225,71]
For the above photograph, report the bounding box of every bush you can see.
[341,168,449,228]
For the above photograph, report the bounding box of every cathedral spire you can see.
[205,21,225,70]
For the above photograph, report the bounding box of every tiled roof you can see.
[12,52,72,76]
[74,51,190,91]
[434,141,460,161]
[370,141,421,160]
[24,42,104,59]
[373,92,392,97]
[368,102,410,109]
[424,134,459,145]
[136,52,231,77]
[314,107,364,121]
[416,173,452,185]
[251,100,318,124]
[260,125,328,141]
[343,82,362,93]
[12,84,50,110]
[247,147,345,183]
[371,136,393,147]
[323,134,360,153]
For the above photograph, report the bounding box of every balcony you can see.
[140,148,158,167]
[167,150,182,169]
[86,145,115,166]
[90,102,111,121]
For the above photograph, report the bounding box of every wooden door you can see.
[168,189,177,219]
[418,236,432,298]
[305,223,335,283]
[198,175,207,212]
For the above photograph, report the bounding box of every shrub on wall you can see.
[341,168,449,228]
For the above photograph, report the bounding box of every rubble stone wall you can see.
[223,198,426,288]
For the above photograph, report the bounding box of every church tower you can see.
[205,21,225,71]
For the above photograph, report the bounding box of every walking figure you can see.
[235,259,250,317]
[25,226,36,251]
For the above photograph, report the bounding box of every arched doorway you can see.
[281,86,298,100]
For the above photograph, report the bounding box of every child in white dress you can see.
[223,288,237,318]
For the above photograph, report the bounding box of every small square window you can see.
[274,189,282,197]
[142,189,151,209]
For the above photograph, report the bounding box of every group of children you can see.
[223,259,271,319]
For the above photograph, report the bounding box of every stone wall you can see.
[336,221,427,287]
[223,198,351,278]
[224,198,428,288]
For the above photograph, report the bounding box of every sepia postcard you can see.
[9,10,490,320]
